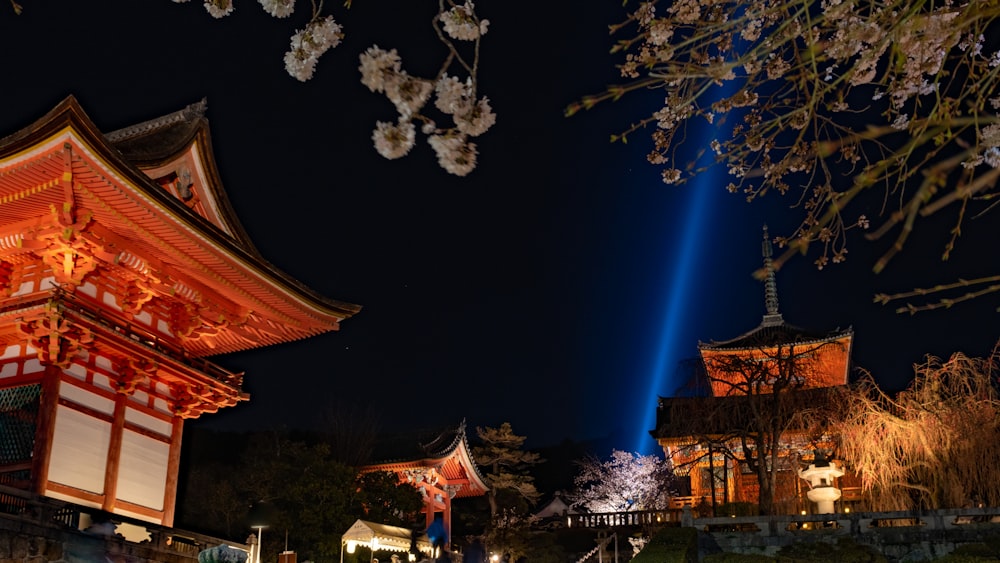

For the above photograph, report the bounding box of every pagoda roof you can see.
[363,420,489,499]
[698,319,853,352]
[105,99,211,163]
[0,96,360,356]
[100,98,260,252]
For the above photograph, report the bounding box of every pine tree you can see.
[473,422,543,518]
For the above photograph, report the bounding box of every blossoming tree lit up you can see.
[569,449,675,513]
[568,0,1000,312]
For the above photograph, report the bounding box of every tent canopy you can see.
[341,519,431,554]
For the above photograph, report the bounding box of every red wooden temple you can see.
[0,96,360,526]
[361,421,489,549]
[651,227,858,513]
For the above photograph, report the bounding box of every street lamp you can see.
[248,501,273,563]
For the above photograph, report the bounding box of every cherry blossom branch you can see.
[574,0,1000,313]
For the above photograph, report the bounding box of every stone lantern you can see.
[798,451,845,514]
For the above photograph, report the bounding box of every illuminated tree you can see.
[660,341,845,515]
[568,449,675,513]
[473,422,543,518]
[570,0,1000,311]
[472,423,542,562]
[837,344,1000,510]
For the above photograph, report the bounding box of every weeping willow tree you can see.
[838,344,1000,510]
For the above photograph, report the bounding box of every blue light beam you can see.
[632,105,735,456]
[632,172,720,455]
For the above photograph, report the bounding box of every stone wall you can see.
[692,507,1000,561]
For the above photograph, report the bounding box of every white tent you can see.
[340,519,432,562]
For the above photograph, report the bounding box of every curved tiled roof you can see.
[364,419,489,499]
[104,99,208,162]
[369,419,470,465]
[699,321,853,351]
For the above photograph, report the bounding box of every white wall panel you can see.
[66,362,86,379]
[95,355,113,371]
[23,357,43,374]
[78,282,97,297]
[116,430,167,510]
[125,407,171,436]
[49,406,109,494]
[60,383,114,415]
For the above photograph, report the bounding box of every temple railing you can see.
[566,505,1000,532]
[568,509,683,528]
[0,484,248,561]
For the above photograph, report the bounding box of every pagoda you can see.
[361,420,489,550]
[651,226,855,513]
[0,96,360,526]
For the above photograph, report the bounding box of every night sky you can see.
[2,1,997,453]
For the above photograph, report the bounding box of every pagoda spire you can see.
[761,225,783,326]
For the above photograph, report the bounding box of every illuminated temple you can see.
[651,227,860,514]
[361,420,489,549]
[0,96,360,526]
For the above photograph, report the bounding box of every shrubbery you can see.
[630,527,697,563]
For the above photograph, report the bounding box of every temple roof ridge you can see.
[104,98,208,143]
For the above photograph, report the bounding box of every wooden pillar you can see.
[444,491,452,551]
[425,494,435,529]
[31,366,60,495]
[162,416,184,527]
[102,393,128,512]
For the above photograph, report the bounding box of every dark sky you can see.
[2,1,997,452]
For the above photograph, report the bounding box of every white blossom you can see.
[434,75,472,115]
[204,0,233,18]
[284,50,319,82]
[284,16,343,82]
[647,19,673,46]
[385,73,433,118]
[439,1,487,41]
[667,0,701,24]
[295,16,343,55]
[985,147,1000,168]
[661,168,682,184]
[372,120,417,160]
[981,124,1000,148]
[428,134,477,176]
[568,450,675,513]
[259,0,294,18]
[359,46,403,94]
[455,97,496,137]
